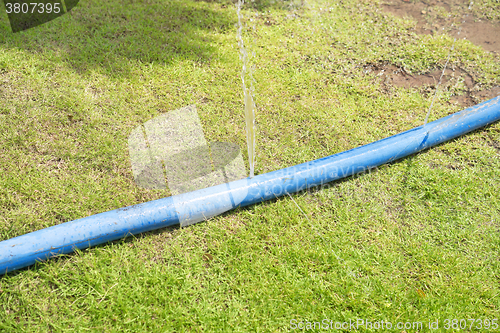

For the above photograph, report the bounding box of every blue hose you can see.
[1,96,499,274]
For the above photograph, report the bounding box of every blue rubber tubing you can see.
[1,96,500,274]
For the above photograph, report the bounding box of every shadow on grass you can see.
[0,0,235,76]
[0,0,304,78]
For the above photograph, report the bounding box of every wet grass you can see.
[0,0,499,331]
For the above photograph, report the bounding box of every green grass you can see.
[0,0,499,331]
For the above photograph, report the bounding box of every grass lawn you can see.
[0,0,499,331]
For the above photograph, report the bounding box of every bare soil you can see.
[382,0,500,53]
[369,1,499,107]
[364,63,500,107]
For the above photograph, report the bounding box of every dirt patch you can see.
[382,0,500,53]
[366,64,474,89]
[364,62,499,107]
